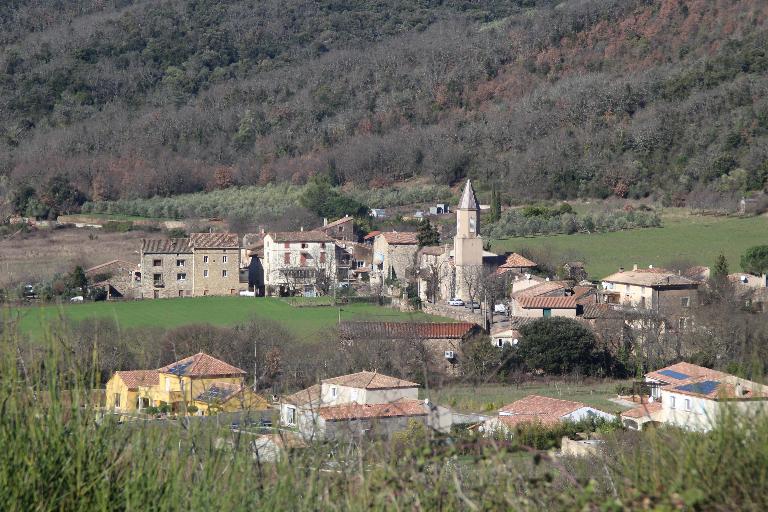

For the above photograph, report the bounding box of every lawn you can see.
[6,297,449,342]
[491,212,767,279]
[426,379,631,414]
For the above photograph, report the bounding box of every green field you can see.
[6,297,448,341]
[426,380,631,414]
[491,212,768,279]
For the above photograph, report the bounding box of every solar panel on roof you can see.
[196,385,236,402]
[658,369,690,380]
[167,360,194,376]
[676,380,720,395]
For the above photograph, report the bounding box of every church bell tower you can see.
[454,180,483,300]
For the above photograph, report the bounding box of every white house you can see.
[262,231,337,296]
[621,362,768,432]
[482,395,614,435]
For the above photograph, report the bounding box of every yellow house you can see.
[105,352,269,415]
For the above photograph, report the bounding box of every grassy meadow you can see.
[5,296,448,342]
[491,211,768,279]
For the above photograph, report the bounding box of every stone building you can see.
[372,231,419,284]
[139,233,242,299]
[85,259,140,299]
[453,180,484,301]
[318,215,357,242]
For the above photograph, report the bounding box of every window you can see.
[356,261,365,268]
[177,273,186,281]
[286,406,296,425]
[301,243,308,249]
[176,259,185,267]
[685,398,691,411]
[222,255,228,263]
[300,254,307,266]
[153,259,162,267]
[222,270,228,278]
[681,297,690,308]
[284,242,290,249]
[543,308,552,318]
[321,243,326,249]
[203,270,209,278]
[469,217,476,233]
[337,226,343,233]
[351,389,358,402]
[165,378,171,392]
[625,284,630,293]
[496,339,504,348]
[284,253,290,264]
[203,256,209,263]
[670,396,676,409]
[319,252,326,264]
[113,393,121,408]
[678,317,687,330]
[153,273,162,286]
[331,386,337,398]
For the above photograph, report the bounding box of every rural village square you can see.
[2,1,768,510]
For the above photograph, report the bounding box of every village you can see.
[70,180,768,462]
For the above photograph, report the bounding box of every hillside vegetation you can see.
[1,0,767,215]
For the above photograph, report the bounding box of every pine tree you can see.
[489,187,501,223]
[417,219,440,247]
[712,254,729,279]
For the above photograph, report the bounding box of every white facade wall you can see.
[263,235,337,291]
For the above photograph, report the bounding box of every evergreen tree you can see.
[489,187,502,223]
[417,219,440,247]
[712,254,729,278]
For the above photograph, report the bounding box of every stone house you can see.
[139,233,242,298]
[372,231,419,284]
[262,230,337,296]
[337,321,481,377]
[85,259,140,299]
[318,215,357,242]
[417,245,454,303]
[511,295,582,318]
[600,266,699,330]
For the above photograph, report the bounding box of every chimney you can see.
[649,264,653,269]
[300,226,304,232]
[633,264,638,271]
[323,218,328,226]
[619,267,625,272]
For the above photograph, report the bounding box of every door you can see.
[153,290,159,299]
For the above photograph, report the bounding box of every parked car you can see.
[69,296,84,303]
[448,298,464,306]
[494,303,509,314]
[464,300,480,309]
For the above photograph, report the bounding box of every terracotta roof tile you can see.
[318,399,427,421]
[516,296,578,309]
[645,362,728,384]
[512,281,567,298]
[141,238,192,254]
[158,352,246,378]
[268,231,335,243]
[189,232,239,249]
[338,322,478,340]
[495,395,597,427]
[320,216,354,230]
[620,402,662,419]
[363,230,381,240]
[581,303,624,319]
[283,384,321,407]
[378,231,419,245]
[85,259,137,275]
[116,370,158,389]
[322,371,419,389]
[602,270,698,287]
[500,253,537,268]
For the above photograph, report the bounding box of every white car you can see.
[494,303,509,314]
[448,298,464,306]
[69,296,84,303]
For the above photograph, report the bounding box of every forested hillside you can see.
[1,0,767,216]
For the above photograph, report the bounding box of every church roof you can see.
[458,180,479,210]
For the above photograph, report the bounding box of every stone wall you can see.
[422,302,487,326]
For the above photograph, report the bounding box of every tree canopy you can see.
[518,317,607,376]
[741,246,768,276]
